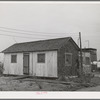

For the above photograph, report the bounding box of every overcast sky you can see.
[0,2,100,61]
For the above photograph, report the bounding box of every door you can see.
[23,53,29,75]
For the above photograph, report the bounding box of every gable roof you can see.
[2,37,79,53]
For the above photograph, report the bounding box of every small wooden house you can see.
[2,37,79,78]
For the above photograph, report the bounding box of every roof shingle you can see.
[2,37,78,53]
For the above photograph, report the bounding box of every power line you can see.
[0,33,74,40]
[0,29,79,39]
[0,26,66,35]
[0,26,79,36]
[0,29,62,37]
[0,32,79,41]
[0,33,47,39]
[0,26,79,41]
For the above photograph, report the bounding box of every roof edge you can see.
[12,37,71,45]
[2,44,16,53]
[3,49,58,53]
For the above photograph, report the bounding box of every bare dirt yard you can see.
[77,73,100,91]
[0,74,99,91]
[0,76,76,91]
[0,76,68,91]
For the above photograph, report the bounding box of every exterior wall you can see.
[82,52,91,74]
[90,50,97,62]
[82,49,97,71]
[3,51,57,77]
[90,50,97,71]
[29,51,57,77]
[3,53,23,75]
[58,40,79,77]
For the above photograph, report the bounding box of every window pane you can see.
[37,54,45,63]
[11,55,17,63]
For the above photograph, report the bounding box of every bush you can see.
[0,62,4,75]
[81,73,93,83]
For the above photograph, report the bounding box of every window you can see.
[85,57,90,65]
[37,53,45,63]
[11,55,17,63]
[65,53,72,66]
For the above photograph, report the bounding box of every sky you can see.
[0,2,100,61]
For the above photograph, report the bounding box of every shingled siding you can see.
[57,40,79,77]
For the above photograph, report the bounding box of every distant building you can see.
[82,48,97,72]
[2,37,79,78]
[80,50,91,73]
[79,49,91,74]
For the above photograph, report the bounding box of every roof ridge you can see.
[15,37,71,45]
[57,37,71,49]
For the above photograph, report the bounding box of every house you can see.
[82,48,97,72]
[80,49,91,74]
[2,37,79,78]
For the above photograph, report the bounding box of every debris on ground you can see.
[0,73,99,91]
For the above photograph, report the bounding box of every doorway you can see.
[23,53,29,75]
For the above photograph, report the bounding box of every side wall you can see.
[3,53,23,75]
[58,40,79,77]
[29,51,58,77]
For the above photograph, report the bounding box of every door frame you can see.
[23,53,30,75]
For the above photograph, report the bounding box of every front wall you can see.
[4,51,57,77]
[58,40,79,77]
[30,51,57,77]
[3,53,23,75]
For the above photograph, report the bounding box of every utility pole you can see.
[79,32,83,77]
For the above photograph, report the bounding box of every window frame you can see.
[65,53,72,66]
[37,53,45,63]
[11,54,17,63]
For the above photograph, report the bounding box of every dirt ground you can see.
[77,72,100,91]
[77,86,100,91]
[0,76,72,91]
[0,75,99,91]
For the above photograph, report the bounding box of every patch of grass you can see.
[91,77,100,85]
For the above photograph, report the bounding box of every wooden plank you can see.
[32,51,57,77]
[14,77,75,85]
[12,75,33,80]
[12,75,79,86]
[3,53,23,75]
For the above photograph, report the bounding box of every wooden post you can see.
[79,32,83,77]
